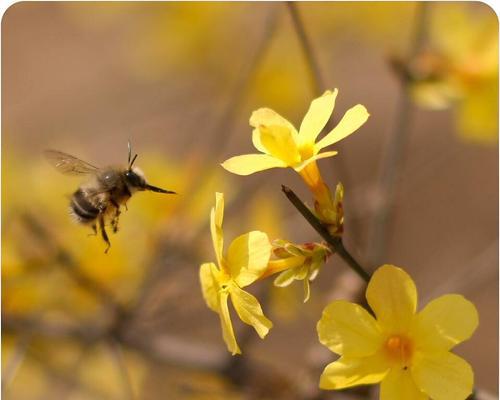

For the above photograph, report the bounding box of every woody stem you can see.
[282,185,371,283]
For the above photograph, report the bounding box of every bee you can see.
[44,143,175,253]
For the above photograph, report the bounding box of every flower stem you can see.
[282,185,371,283]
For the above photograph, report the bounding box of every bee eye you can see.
[125,170,144,187]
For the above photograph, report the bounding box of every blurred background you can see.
[2,2,498,399]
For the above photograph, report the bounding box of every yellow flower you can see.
[409,3,498,144]
[317,265,478,399]
[199,192,273,355]
[221,89,369,177]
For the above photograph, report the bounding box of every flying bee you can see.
[44,143,175,253]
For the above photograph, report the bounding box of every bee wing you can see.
[44,150,99,175]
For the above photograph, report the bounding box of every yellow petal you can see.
[411,352,473,400]
[199,262,219,312]
[366,265,417,333]
[299,89,338,145]
[303,278,311,303]
[259,125,301,166]
[210,192,224,266]
[252,128,268,153]
[380,368,428,400]
[273,268,297,287]
[250,107,298,137]
[221,154,287,176]
[227,231,271,287]
[315,104,369,151]
[414,294,479,351]
[319,354,390,390]
[231,285,273,339]
[219,291,241,355]
[317,300,383,357]
[293,151,338,172]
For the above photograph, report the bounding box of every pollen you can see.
[384,334,414,368]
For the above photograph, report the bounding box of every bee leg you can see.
[110,200,121,233]
[99,215,111,254]
[87,223,98,237]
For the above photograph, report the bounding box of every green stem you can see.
[282,185,371,283]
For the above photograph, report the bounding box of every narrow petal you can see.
[293,151,338,172]
[227,231,271,287]
[366,265,417,333]
[231,285,273,339]
[319,354,390,390]
[299,89,338,145]
[210,193,224,266]
[380,368,428,400]
[317,300,383,357]
[221,154,287,176]
[303,278,311,303]
[411,352,474,400]
[219,291,241,355]
[414,294,479,351]
[316,104,369,151]
[199,262,219,312]
[250,107,298,138]
[259,125,301,166]
[273,268,297,287]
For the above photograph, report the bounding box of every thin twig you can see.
[1,335,30,396]
[187,4,279,189]
[282,185,370,282]
[108,340,135,400]
[368,3,430,265]
[286,2,323,95]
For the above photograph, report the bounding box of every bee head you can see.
[124,167,146,192]
[125,142,176,195]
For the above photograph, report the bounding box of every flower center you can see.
[299,143,315,160]
[384,335,414,369]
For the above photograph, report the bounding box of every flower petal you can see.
[366,265,417,333]
[411,352,473,400]
[250,107,298,137]
[227,231,271,287]
[219,291,241,355]
[319,354,390,390]
[273,268,297,287]
[316,104,369,151]
[303,278,311,303]
[252,128,268,153]
[199,262,219,312]
[414,294,479,351]
[299,89,338,145]
[221,154,287,176]
[293,151,338,172]
[259,125,301,166]
[210,192,224,266]
[317,300,383,357]
[231,285,273,339]
[380,368,428,400]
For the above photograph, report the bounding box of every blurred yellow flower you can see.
[222,89,369,177]
[199,192,273,355]
[317,264,478,399]
[409,3,498,143]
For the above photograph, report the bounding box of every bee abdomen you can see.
[70,189,100,223]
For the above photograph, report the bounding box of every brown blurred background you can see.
[2,2,498,399]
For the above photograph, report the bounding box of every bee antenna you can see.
[127,140,132,165]
[129,154,138,169]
